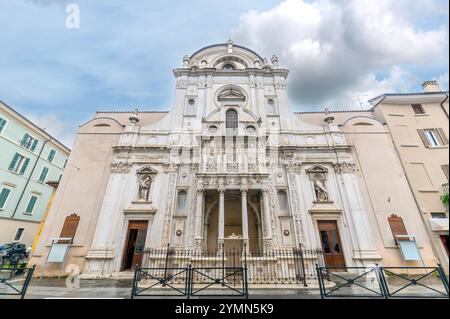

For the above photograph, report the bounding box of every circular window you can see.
[268,99,274,105]
[188,99,195,105]
[246,126,256,134]
[208,125,218,133]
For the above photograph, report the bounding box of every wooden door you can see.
[318,221,346,269]
[122,221,148,271]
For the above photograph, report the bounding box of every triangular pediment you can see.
[137,166,158,175]
[218,89,246,102]
[306,165,328,174]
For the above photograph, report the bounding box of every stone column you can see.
[195,184,204,249]
[241,186,250,252]
[218,187,225,251]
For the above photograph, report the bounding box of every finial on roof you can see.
[183,55,190,68]
[271,55,279,68]
[227,38,234,53]
[129,108,140,125]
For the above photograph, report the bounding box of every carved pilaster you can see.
[161,168,178,246]
[285,164,305,246]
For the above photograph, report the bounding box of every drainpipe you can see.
[440,92,449,119]
[11,138,51,218]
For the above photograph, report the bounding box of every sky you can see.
[0,0,448,148]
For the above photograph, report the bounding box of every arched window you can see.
[176,190,188,211]
[226,109,238,129]
[277,190,289,213]
[222,64,235,70]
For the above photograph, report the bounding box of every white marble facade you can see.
[84,41,381,275]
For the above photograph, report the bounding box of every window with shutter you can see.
[48,149,56,162]
[25,195,38,214]
[21,133,38,150]
[19,158,30,175]
[0,117,7,133]
[31,139,38,151]
[9,153,20,171]
[0,187,12,209]
[21,133,29,147]
[39,167,49,183]
[9,153,27,173]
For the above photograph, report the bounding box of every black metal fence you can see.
[131,265,249,299]
[131,245,324,298]
[142,245,324,286]
[0,265,35,299]
[317,264,449,299]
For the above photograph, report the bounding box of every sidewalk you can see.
[1,278,321,299]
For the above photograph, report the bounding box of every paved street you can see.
[1,274,448,299]
[1,277,323,299]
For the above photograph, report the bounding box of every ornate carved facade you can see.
[55,41,384,276]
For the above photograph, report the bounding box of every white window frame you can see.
[24,194,39,215]
[0,185,14,210]
[425,129,440,147]
[12,227,25,242]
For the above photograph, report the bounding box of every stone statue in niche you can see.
[314,179,329,202]
[138,175,152,202]
[135,166,158,203]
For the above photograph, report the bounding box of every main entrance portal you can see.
[205,190,262,252]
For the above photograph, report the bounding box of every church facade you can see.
[31,41,445,278]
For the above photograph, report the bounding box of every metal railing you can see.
[317,264,449,299]
[0,265,35,299]
[131,265,248,299]
[142,244,324,287]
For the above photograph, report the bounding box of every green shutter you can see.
[31,139,38,151]
[19,158,30,175]
[25,196,37,214]
[48,150,56,162]
[8,153,20,171]
[0,118,6,133]
[0,188,11,209]
[21,133,29,147]
[39,167,49,182]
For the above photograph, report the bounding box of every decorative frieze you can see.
[334,162,356,174]
[110,162,132,174]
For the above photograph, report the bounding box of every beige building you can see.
[30,42,448,279]
[300,81,449,271]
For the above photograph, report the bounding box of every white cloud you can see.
[232,0,449,109]
[25,113,75,149]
